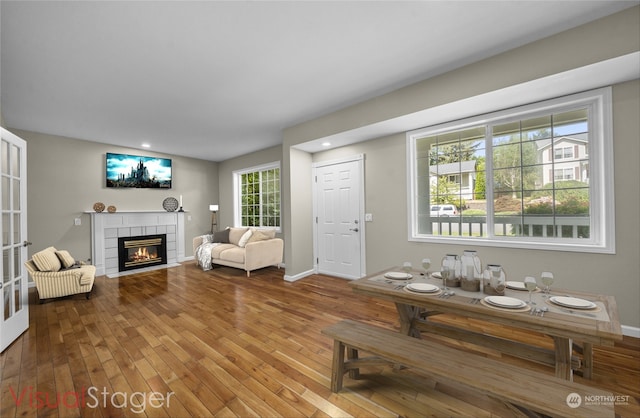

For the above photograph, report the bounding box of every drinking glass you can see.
[402,261,412,275]
[524,276,537,305]
[540,271,554,298]
[441,267,451,292]
[421,258,431,276]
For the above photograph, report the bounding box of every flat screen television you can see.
[106,152,172,188]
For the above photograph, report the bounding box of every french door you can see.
[1,128,29,353]
[313,155,365,279]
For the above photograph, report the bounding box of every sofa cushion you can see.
[32,247,61,272]
[218,247,245,264]
[212,229,230,243]
[211,243,236,259]
[55,250,76,269]
[238,229,253,248]
[247,230,271,243]
[228,227,249,246]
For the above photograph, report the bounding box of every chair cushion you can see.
[218,247,245,264]
[211,243,236,259]
[32,247,61,272]
[55,250,76,269]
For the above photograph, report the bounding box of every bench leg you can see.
[347,346,360,379]
[331,340,346,392]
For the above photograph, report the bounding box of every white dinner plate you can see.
[406,283,440,293]
[550,296,596,310]
[384,272,413,280]
[484,296,526,309]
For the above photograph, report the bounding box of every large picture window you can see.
[407,88,614,253]
[234,162,281,229]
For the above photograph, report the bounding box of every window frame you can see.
[407,87,615,254]
[233,161,282,232]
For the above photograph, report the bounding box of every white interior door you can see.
[314,156,365,279]
[1,128,29,353]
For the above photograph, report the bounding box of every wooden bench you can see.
[322,320,614,418]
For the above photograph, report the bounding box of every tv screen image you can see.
[106,152,172,188]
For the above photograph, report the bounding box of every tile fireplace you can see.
[89,211,186,277]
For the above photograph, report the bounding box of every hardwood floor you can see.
[2,262,639,417]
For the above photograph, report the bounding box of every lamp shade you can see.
[209,205,219,211]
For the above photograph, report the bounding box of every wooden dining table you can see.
[350,267,623,381]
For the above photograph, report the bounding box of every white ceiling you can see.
[1,0,637,162]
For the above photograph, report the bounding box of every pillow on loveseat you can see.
[247,230,272,243]
[212,229,230,243]
[228,227,249,246]
[32,246,62,272]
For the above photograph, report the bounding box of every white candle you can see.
[179,195,183,207]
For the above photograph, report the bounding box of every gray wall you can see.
[282,7,640,327]
[13,129,218,261]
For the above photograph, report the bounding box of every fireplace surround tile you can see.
[89,211,185,276]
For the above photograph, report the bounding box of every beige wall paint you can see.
[311,80,640,327]
[283,7,640,327]
[13,129,218,261]
[217,145,282,231]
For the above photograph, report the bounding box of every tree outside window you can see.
[236,164,281,229]
[407,88,613,253]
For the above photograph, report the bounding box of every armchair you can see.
[24,247,95,303]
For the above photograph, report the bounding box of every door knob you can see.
[349,228,359,232]
[23,241,33,247]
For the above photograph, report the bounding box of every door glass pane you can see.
[14,278,22,312]
[1,141,8,175]
[13,178,20,210]
[13,213,20,244]
[2,176,9,209]
[11,144,20,177]
[13,248,20,279]
[4,285,11,320]
[2,213,9,246]
[3,249,10,284]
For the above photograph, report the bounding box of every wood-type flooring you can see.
[1,263,639,417]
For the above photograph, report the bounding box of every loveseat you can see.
[24,246,95,302]
[193,227,283,276]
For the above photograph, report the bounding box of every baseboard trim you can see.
[284,269,315,282]
[622,325,640,338]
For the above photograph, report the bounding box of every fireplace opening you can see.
[118,234,167,272]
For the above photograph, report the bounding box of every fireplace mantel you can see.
[88,211,186,276]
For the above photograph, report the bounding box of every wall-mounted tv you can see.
[106,152,172,188]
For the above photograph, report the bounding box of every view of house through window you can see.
[236,163,281,229]
[408,88,612,252]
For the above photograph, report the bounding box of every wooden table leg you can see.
[573,341,593,379]
[395,303,421,338]
[553,336,574,381]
